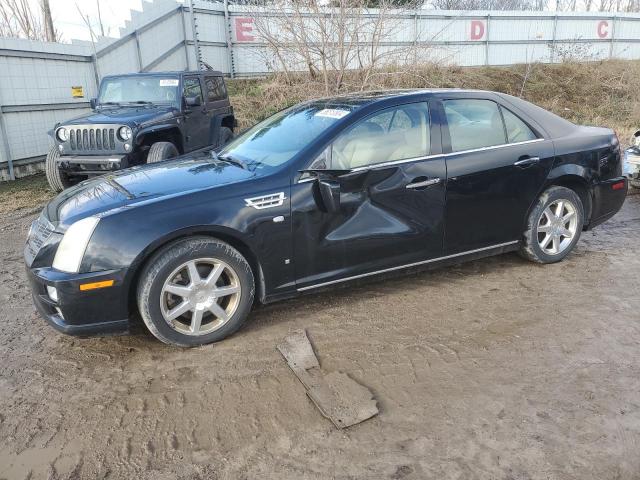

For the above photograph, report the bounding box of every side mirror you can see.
[317,178,341,213]
[632,130,640,148]
[90,98,97,109]
[185,95,201,108]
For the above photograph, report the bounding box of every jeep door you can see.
[203,75,231,145]
[291,101,446,290]
[437,96,555,254]
[182,76,210,151]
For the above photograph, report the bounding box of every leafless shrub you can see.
[246,0,423,94]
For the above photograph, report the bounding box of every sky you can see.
[48,0,145,42]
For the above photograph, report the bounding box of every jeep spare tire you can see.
[147,142,179,164]
[45,146,75,192]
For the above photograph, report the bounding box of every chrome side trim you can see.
[296,138,545,182]
[296,240,519,292]
[406,178,441,189]
[444,138,544,158]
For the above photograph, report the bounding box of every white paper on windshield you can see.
[315,109,350,119]
[159,79,179,87]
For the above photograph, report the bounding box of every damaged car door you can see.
[292,101,446,289]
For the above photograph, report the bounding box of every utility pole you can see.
[41,0,56,42]
[96,0,105,37]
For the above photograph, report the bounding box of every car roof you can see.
[304,89,576,135]
[306,88,494,108]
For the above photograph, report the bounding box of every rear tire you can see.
[45,147,74,192]
[137,237,255,347]
[217,127,233,147]
[147,141,178,164]
[520,186,584,264]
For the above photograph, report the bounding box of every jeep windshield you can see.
[218,103,357,171]
[97,75,180,106]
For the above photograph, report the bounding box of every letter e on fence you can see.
[470,20,486,41]
[235,18,255,42]
[597,20,609,39]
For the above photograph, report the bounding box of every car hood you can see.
[45,150,255,228]
[62,105,177,127]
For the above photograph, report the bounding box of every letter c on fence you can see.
[597,20,609,39]
[235,18,255,42]
[470,20,486,41]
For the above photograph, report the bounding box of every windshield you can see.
[98,75,180,105]
[219,103,357,171]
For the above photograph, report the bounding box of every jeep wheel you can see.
[45,147,75,192]
[147,142,179,164]
[217,127,234,147]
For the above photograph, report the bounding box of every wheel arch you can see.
[126,226,266,316]
[521,162,593,234]
[136,125,184,154]
[543,173,593,228]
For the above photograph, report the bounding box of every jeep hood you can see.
[45,151,255,228]
[61,105,177,127]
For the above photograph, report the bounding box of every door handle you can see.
[406,178,441,189]
[514,156,540,167]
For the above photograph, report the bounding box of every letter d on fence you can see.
[470,20,485,41]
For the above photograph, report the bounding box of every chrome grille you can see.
[69,127,116,151]
[25,215,54,265]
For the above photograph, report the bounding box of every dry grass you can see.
[0,173,52,214]
[229,59,640,145]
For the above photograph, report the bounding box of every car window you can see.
[183,77,203,101]
[444,99,507,152]
[501,106,537,143]
[98,75,179,105]
[331,103,430,170]
[204,76,226,102]
[220,103,359,172]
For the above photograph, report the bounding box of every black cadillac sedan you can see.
[25,90,627,346]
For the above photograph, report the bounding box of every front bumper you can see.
[58,154,129,175]
[26,266,130,336]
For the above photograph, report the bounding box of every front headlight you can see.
[118,126,132,141]
[56,127,68,142]
[52,216,100,273]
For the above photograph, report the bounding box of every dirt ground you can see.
[0,191,639,480]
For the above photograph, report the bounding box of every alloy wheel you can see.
[160,258,241,336]
[536,199,578,255]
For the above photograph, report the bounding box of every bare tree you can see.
[0,0,60,41]
[248,0,421,93]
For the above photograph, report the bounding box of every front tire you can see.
[45,147,75,192]
[520,186,584,264]
[137,237,255,347]
[146,141,178,164]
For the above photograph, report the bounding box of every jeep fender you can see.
[136,124,183,152]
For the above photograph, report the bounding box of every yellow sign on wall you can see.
[71,86,84,98]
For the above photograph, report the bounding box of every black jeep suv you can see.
[46,71,236,192]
